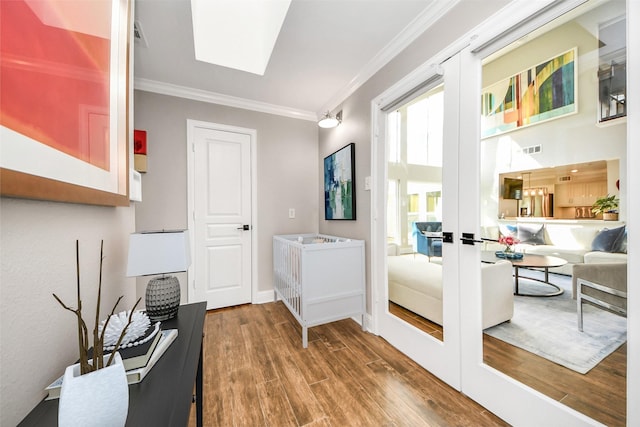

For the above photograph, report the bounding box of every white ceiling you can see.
[133,0,455,120]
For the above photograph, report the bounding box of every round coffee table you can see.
[481,251,568,297]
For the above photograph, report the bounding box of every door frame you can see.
[186,119,258,306]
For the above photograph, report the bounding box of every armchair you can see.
[572,263,627,332]
[412,222,443,261]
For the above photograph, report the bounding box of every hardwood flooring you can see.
[189,302,507,427]
[390,303,627,427]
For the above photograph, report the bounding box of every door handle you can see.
[442,232,454,243]
[237,224,250,231]
[460,233,484,245]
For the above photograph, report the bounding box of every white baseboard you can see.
[252,289,276,305]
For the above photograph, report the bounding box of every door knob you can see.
[237,224,250,230]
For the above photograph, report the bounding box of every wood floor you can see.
[189,301,508,427]
[390,302,627,427]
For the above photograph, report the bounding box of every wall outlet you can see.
[288,208,295,219]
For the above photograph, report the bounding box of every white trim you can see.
[186,119,258,308]
[626,0,639,424]
[136,78,316,121]
[319,0,460,115]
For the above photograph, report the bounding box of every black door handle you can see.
[460,233,484,245]
[237,224,250,231]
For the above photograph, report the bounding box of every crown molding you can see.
[134,78,317,121]
[318,0,460,114]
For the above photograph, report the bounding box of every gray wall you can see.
[133,90,319,298]
[0,199,136,426]
[318,1,510,311]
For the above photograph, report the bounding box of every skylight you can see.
[190,0,291,76]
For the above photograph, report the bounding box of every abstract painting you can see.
[481,48,577,138]
[324,143,356,220]
[0,0,131,206]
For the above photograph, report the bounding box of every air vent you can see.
[133,21,148,47]
[522,144,542,155]
[558,176,572,182]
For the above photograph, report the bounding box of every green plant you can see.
[591,194,619,215]
[53,240,141,374]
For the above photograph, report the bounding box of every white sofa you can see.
[387,256,513,329]
[482,220,627,275]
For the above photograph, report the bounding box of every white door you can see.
[459,1,632,425]
[373,54,462,389]
[187,120,253,309]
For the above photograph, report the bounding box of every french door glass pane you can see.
[479,1,627,424]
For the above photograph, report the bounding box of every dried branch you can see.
[54,240,142,375]
[93,241,105,369]
[106,297,142,367]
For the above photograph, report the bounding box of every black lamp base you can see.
[145,276,180,322]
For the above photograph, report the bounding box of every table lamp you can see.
[126,230,191,321]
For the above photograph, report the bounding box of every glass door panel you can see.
[375,54,462,389]
[462,1,627,424]
[386,84,445,341]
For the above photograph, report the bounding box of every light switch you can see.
[289,208,295,219]
[364,176,372,191]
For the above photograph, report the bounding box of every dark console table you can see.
[19,302,207,427]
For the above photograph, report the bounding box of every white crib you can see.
[273,234,366,348]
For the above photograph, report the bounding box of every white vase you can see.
[58,352,129,427]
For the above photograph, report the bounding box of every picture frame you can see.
[0,0,131,206]
[324,142,356,220]
[481,48,577,139]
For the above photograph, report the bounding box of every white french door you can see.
[374,1,638,425]
[373,54,463,389]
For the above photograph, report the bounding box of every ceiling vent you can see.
[558,175,572,182]
[133,21,148,47]
[522,144,542,155]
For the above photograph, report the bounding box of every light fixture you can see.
[318,110,342,128]
[126,230,191,321]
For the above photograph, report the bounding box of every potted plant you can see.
[53,240,141,427]
[591,194,619,221]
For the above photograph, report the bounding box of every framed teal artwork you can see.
[324,143,355,220]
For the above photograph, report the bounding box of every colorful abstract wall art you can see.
[0,0,130,206]
[481,48,577,138]
[324,143,356,220]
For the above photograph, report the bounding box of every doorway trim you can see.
[186,119,258,306]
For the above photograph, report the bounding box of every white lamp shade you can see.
[126,230,191,277]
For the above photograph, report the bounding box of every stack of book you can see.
[45,329,178,400]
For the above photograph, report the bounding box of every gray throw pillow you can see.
[517,223,546,245]
[592,226,626,253]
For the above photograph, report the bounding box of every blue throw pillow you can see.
[591,226,626,252]
[499,224,517,238]
[517,223,546,245]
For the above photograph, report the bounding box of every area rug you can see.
[484,270,627,374]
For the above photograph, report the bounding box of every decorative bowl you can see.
[495,251,524,260]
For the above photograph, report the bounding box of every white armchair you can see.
[481,260,514,329]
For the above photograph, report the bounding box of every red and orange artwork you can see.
[1,0,112,170]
